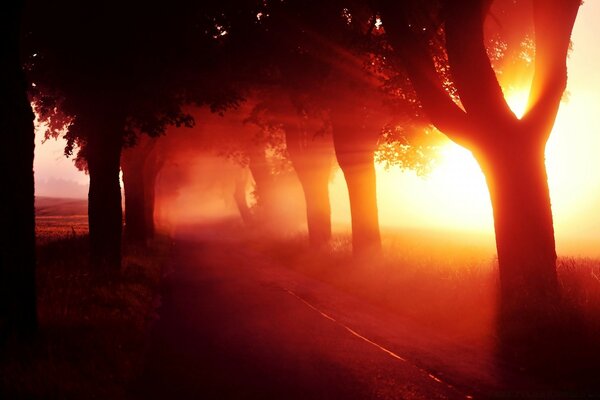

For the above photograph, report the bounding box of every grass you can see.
[259,232,498,339]
[7,211,600,396]
[255,230,600,391]
[0,222,169,399]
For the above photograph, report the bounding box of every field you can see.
[1,198,168,399]
[35,197,88,244]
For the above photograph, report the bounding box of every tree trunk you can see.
[336,148,381,256]
[233,167,253,226]
[247,147,277,214]
[285,124,332,248]
[297,168,331,248]
[87,125,123,272]
[330,112,382,256]
[122,137,158,244]
[475,139,559,311]
[144,155,162,239]
[143,145,162,239]
[122,159,145,244]
[0,0,37,339]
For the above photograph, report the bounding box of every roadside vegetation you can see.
[0,218,168,399]
[261,230,600,390]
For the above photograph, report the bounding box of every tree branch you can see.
[378,1,476,147]
[522,0,580,140]
[444,0,515,129]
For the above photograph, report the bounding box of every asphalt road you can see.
[133,229,499,399]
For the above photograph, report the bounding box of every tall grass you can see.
[0,234,169,399]
[261,231,600,383]
[261,233,498,339]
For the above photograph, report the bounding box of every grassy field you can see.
[0,198,169,399]
[35,197,88,245]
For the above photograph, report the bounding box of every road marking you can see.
[285,288,474,399]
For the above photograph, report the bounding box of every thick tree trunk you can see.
[336,148,381,256]
[248,147,277,213]
[143,147,162,239]
[297,168,331,248]
[0,0,37,338]
[122,137,158,244]
[233,168,253,226]
[87,126,123,272]
[476,139,559,311]
[330,111,382,256]
[285,125,332,248]
[122,158,146,243]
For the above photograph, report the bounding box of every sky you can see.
[34,1,600,255]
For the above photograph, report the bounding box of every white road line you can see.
[284,288,474,400]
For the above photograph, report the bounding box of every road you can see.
[133,226,513,399]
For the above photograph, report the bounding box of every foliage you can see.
[23,0,242,164]
[375,126,445,176]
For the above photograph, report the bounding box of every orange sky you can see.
[34,1,600,256]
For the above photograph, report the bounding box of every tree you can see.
[228,1,388,255]
[284,110,335,249]
[328,84,387,256]
[377,0,581,310]
[245,91,336,248]
[24,0,232,271]
[210,0,443,254]
[121,135,162,245]
[0,0,37,339]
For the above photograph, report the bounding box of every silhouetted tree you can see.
[210,0,443,253]
[121,136,161,244]
[24,0,235,271]
[377,0,580,310]
[245,92,335,248]
[219,1,386,254]
[283,112,334,249]
[0,0,37,339]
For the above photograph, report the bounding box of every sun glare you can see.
[329,81,600,256]
[329,143,494,234]
[505,88,529,119]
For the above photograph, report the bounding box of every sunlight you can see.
[329,143,495,234]
[330,83,600,256]
[505,88,529,119]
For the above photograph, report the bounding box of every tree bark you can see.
[285,123,333,248]
[0,0,37,339]
[298,168,331,248]
[233,167,253,226]
[336,148,381,256]
[143,144,162,238]
[475,138,558,311]
[247,146,277,215]
[330,112,382,256]
[122,155,146,244]
[86,122,124,272]
[122,137,158,244]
